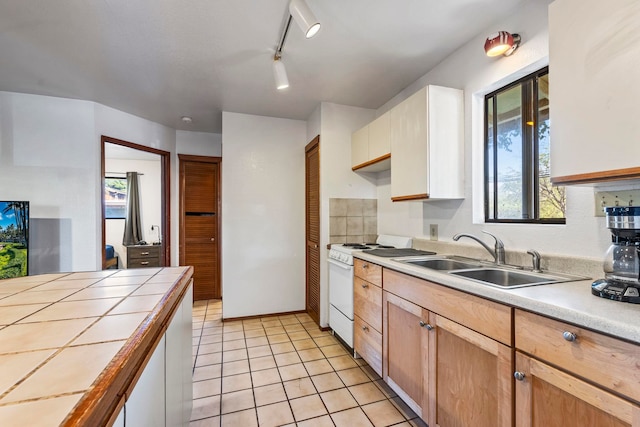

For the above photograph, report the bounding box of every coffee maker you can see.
[592,206,640,303]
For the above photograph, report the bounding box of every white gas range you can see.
[327,235,413,350]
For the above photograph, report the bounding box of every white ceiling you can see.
[0,0,524,133]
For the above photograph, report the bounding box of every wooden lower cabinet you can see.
[354,315,383,377]
[383,291,428,418]
[382,268,512,427]
[514,352,640,427]
[429,314,512,427]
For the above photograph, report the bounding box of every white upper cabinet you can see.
[549,0,640,184]
[390,85,464,201]
[351,112,391,172]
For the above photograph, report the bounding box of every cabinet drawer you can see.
[354,277,382,333]
[128,246,161,259]
[515,309,640,403]
[354,315,382,377]
[128,258,161,268]
[354,259,382,286]
[383,269,512,345]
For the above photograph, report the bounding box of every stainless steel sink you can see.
[449,268,570,288]
[402,258,481,271]
[395,255,588,289]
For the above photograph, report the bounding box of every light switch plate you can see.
[594,190,640,216]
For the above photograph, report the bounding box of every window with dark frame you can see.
[104,177,127,219]
[484,67,566,224]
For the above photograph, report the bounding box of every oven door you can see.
[328,258,354,319]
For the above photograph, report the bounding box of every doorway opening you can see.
[101,136,171,269]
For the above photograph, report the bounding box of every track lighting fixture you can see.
[272,0,321,90]
[289,0,321,39]
[484,31,521,57]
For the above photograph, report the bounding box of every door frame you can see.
[101,135,171,268]
[178,154,222,298]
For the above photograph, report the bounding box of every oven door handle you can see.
[328,259,353,270]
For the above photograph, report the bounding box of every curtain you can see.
[123,172,143,246]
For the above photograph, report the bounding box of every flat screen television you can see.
[0,201,29,279]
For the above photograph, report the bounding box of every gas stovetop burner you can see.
[347,245,371,250]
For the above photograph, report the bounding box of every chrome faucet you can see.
[453,231,506,265]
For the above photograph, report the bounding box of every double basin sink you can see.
[396,256,587,289]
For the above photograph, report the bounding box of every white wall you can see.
[375,0,615,260]
[176,130,222,157]
[315,103,377,326]
[105,158,162,267]
[0,92,179,274]
[0,92,96,273]
[221,112,307,318]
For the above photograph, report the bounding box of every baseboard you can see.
[223,309,307,322]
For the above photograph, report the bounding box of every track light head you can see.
[273,55,289,90]
[289,0,321,38]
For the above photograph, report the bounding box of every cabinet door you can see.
[383,291,428,419]
[351,125,369,168]
[428,314,512,427]
[368,112,390,160]
[549,0,640,183]
[390,87,428,201]
[515,352,640,427]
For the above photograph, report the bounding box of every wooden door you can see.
[428,314,512,427]
[179,155,221,301]
[305,136,320,325]
[383,291,428,419]
[515,352,640,427]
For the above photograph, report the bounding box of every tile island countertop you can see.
[0,266,193,427]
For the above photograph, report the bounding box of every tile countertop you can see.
[0,266,193,427]
[354,252,640,345]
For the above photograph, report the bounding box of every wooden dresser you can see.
[126,245,162,268]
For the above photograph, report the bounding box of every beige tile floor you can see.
[190,300,427,427]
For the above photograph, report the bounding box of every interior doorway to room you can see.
[305,136,320,325]
[101,136,170,269]
[178,154,222,301]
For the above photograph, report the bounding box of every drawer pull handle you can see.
[419,321,434,330]
[362,264,368,269]
[140,252,150,256]
[514,371,526,381]
[361,283,369,289]
[140,261,149,265]
[362,326,369,332]
[562,331,577,342]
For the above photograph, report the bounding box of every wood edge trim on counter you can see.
[223,309,306,323]
[352,153,391,171]
[391,193,429,202]
[551,167,640,185]
[62,266,194,427]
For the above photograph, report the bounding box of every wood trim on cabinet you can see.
[352,153,391,171]
[62,270,193,427]
[391,193,429,202]
[551,166,640,185]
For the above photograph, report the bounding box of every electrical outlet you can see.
[594,190,640,216]
[429,224,438,241]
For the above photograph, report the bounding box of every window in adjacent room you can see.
[104,177,127,219]
[484,67,565,224]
